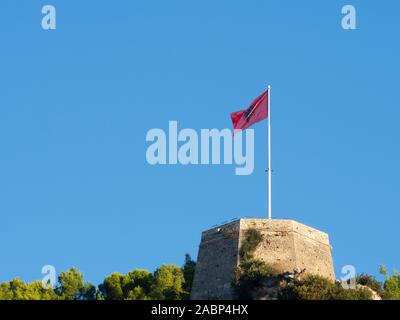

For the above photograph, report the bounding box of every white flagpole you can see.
[267,84,272,220]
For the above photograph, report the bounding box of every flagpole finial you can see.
[267,84,271,90]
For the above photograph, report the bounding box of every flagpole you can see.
[267,84,272,220]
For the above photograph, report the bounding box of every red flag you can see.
[231,90,268,131]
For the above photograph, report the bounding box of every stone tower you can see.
[190,219,335,300]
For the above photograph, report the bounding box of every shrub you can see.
[240,229,263,260]
[356,273,383,296]
[233,258,278,299]
[279,275,373,300]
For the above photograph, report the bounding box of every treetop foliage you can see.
[0,253,399,300]
[0,255,196,301]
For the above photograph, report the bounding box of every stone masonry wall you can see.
[239,220,335,281]
[190,220,240,299]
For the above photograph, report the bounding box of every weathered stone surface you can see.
[190,219,335,300]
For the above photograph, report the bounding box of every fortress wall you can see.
[191,219,335,300]
[239,219,335,280]
[190,220,241,299]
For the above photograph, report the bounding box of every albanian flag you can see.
[231,90,269,131]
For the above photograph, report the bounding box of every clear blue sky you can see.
[1,0,399,285]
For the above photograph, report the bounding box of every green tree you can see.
[150,265,186,300]
[0,282,13,300]
[123,269,153,300]
[126,286,150,300]
[24,281,59,300]
[56,267,95,300]
[9,278,28,300]
[380,265,400,299]
[0,278,59,300]
[99,270,153,300]
[124,270,152,293]
[98,272,125,300]
[182,254,196,297]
